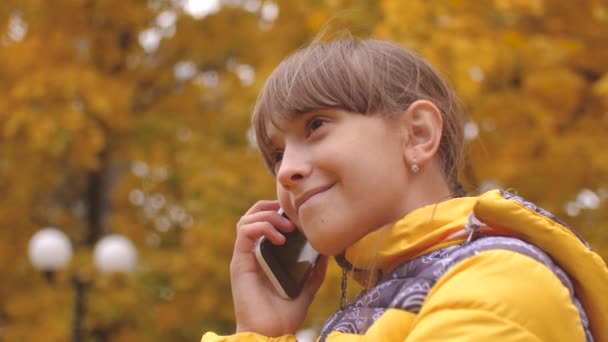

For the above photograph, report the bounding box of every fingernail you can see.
[277,232,286,244]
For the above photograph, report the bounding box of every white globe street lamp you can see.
[28,229,138,276]
[28,228,138,342]
[28,228,73,280]
[93,234,137,274]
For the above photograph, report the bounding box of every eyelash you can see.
[272,150,284,164]
[270,150,283,173]
[307,117,326,135]
[270,117,327,172]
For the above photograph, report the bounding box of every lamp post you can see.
[28,228,137,342]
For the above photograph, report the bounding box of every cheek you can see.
[276,185,287,206]
[276,185,297,219]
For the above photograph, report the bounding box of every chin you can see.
[314,246,343,257]
[307,227,361,256]
[310,235,349,256]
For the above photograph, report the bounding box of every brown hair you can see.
[252,37,465,193]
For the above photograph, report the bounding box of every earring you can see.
[411,164,420,174]
[410,156,419,174]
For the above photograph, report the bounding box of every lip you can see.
[295,184,334,212]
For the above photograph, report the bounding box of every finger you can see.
[242,200,281,217]
[234,221,286,254]
[238,210,295,233]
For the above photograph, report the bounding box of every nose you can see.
[276,145,311,189]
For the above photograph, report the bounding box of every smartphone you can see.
[255,209,320,299]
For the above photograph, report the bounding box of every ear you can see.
[400,100,443,168]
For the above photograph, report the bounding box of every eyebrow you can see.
[264,109,329,146]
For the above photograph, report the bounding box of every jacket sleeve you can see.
[324,249,586,341]
[201,332,296,342]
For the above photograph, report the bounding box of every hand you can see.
[230,200,327,337]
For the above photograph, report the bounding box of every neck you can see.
[403,162,453,216]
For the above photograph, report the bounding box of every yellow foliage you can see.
[2,108,29,139]
[1,0,606,341]
[307,10,330,31]
[494,0,545,16]
[592,73,608,107]
[522,67,587,126]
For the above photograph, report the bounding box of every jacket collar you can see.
[340,195,477,286]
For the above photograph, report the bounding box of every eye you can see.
[307,117,326,134]
[273,150,284,163]
[270,150,283,172]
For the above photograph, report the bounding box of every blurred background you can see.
[1,0,607,340]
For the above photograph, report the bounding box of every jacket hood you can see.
[341,189,608,341]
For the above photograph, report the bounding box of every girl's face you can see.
[267,109,413,256]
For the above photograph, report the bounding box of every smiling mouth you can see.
[295,184,334,212]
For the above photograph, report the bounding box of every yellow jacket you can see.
[202,190,608,341]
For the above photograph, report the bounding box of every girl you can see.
[203,37,608,341]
